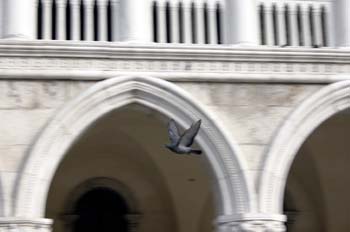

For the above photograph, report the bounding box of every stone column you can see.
[225,0,259,46]
[334,0,350,47]
[118,0,152,42]
[215,214,286,232]
[2,0,38,39]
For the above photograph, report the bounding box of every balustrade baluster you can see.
[276,3,286,46]
[82,0,94,41]
[313,4,322,47]
[170,1,179,43]
[208,0,217,44]
[288,3,298,46]
[70,0,81,40]
[158,0,167,43]
[195,0,204,44]
[264,2,274,45]
[42,0,53,39]
[56,0,67,40]
[97,0,108,41]
[183,0,192,43]
[301,4,311,47]
[111,0,119,41]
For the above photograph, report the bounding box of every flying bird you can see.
[165,119,202,155]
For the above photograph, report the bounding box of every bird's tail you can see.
[191,149,202,155]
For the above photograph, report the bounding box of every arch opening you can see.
[283,110,350,231]
[45,104,214,232]
[13,76,254,229]
[260,80,350,223]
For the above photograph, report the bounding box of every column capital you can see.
[215,214,286,232]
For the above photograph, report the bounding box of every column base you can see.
[216,214,286,232]
[0,217,52,232]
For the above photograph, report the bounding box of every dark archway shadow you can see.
[73,187,129,232]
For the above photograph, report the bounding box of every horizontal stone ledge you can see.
[0,40,349,62]
[0,71,347,84]
[0,217,52,225]
[215,213,287,224]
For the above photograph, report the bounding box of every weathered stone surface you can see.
[0,109,53,146]
[178,83,322,107]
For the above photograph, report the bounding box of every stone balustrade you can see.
[0,0,348,48]
[257,0,332,47]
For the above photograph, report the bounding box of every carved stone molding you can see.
[0,218,52,232]
[216,214,286,232]
[229,221,286,232]
[217,220,286,232]
[0,40,348,83]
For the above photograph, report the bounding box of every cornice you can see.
[0,40,349,83]
[0,40,350,62]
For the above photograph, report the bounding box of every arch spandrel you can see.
[13,76,255,221]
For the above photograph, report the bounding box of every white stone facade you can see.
[0,0,349,232]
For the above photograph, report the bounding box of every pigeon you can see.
[165,119,202,155]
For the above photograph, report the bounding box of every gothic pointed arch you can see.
[259,80,350,213]
[13,76,255,221]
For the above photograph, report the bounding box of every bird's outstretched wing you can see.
[179,120,201,147]
[168,119,180,145]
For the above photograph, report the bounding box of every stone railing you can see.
[151,0,225,44]
[257,0,333,47]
